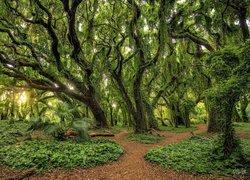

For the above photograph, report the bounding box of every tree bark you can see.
[238,7,249,42]
[240,96,249,122]
[207,106,220,132]
[220,96,240,157]
[10,91,15,123]
[182,107,191,128]
[110,105,114,126]
[87,97,108,128]
[232,105,242,122]
[144,99,159,130]
[133,67,148,133]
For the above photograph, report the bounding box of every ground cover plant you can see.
[0,121,124,172]
[233,122,250,132]
[0,138,124,172]
[89,126,123,135]
[127,133,165,144]
[159,125,198,133]
[145,138,250,176]
[0,120,29,146]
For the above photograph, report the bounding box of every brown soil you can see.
[1,124,247,180]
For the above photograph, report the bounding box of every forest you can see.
[0,0,249,179]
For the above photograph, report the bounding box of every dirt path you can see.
[27,124,234,180]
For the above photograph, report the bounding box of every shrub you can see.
[145,138,250,175]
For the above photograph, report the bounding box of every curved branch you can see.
[171,31,214,52]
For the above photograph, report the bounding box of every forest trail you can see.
[30,124,233,180]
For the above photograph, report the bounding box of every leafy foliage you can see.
[89,126,122,135]
[0,138,124,172]
[204,42,250,157]
[159,125,197,133]
[127,133,164,144]
[234,122,250,132]
[27,118,67,140]
[28,115,94,141]
[0,120,29,146]
[145,138,250,175]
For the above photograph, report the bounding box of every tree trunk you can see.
[207,107,220,132]
[110,105,114,126]
[241,107,249,122]
[148,109,159,130]
[220,96,240,157]
[86,97,108,128]
[10,91,15,123]
[112,74,148,132]
[183,107,191,128]
[171,104,185,127]
[134,114,148,133]
[232,105,242,122]
[128,113,133,127]
[240,96,249,122]
[122,110,128,127]
[207,103,220,132]
[171,105,178,128]
[238,7,249,42]
[133,68,148,133]
[144,99,159,130]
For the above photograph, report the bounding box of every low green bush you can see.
[145,138,250,175]
[0,138,124,172]
[127,133,164,144]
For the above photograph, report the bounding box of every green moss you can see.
[127,133,164,144]
[145,138,250,175]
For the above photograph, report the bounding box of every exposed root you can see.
[90,133,115,137]
[7,168,35,180]
[148,128,163,137]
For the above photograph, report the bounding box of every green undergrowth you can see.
[195,131,218,138]
[127,133,165,144]
[233,122,250,132]
[0,120,29,146]
[0,138,124,172]
[159,125,198,133]
[89,126,122,134]
[0,120,124,172]
[145,138,250,176]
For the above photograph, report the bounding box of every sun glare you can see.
[19,92,27,104]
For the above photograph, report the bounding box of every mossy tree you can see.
[206,42,250,157]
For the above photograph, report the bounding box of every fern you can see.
[27,117,66,140]
[71,118,95,141]
[27,116,95,141]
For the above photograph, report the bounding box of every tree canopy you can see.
[0,0,249,146]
